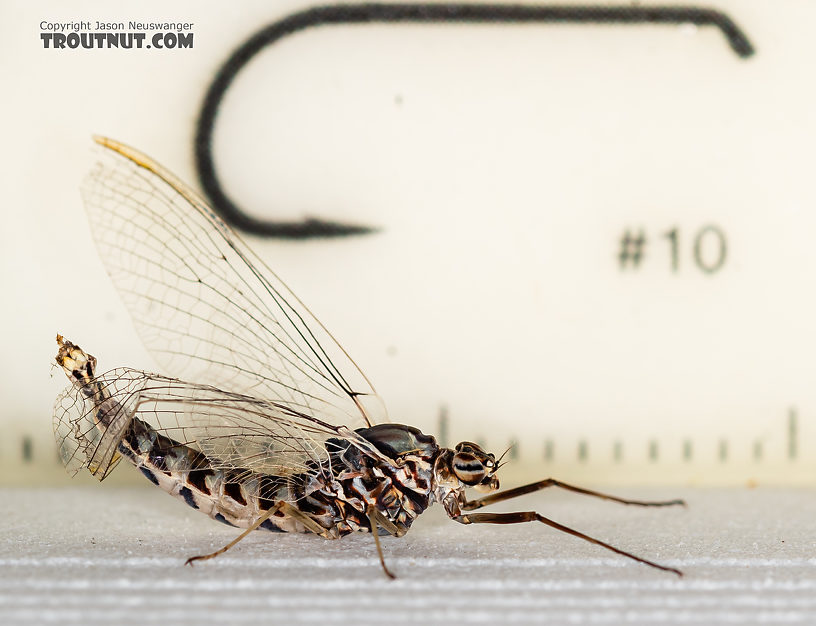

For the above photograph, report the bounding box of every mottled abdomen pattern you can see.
[118,419,440,538]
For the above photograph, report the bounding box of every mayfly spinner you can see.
[54,137,684,578]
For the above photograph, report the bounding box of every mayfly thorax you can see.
[53,137,684,578]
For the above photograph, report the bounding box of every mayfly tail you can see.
[55,335,136,479]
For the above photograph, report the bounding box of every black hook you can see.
[195,3,755,239]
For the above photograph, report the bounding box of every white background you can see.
[2,0,815,485]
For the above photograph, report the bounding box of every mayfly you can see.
[54,137,684,578]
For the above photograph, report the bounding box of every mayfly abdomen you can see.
[116,419,313,532]
[114,409,442,537]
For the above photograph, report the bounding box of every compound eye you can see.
[452,451,487,486]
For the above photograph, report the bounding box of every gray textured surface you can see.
[2,486,815,625]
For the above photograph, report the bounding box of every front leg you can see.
[452,510,682,576]
[462,478,685,511]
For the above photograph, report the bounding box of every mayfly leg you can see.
[367,506,398,579]
[186,502,329,565]
[462,478,686,511]
[456,478,684,576]
[186,503,283,566]
[454,511,683,577]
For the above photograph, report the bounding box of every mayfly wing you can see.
[54,366,150,480]
[54,363,390,485]
[81,136,386,431]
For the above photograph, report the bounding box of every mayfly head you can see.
[448,441,500,493]
[55,334,97,387]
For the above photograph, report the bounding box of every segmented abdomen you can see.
[117,418,311,533]
[116,418,438,540]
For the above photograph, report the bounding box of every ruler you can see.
[4,0,816,486]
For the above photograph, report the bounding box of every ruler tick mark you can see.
[437,406,449,448]
[682,439,693,461]
[21,437,32,463]
[577,440,588,462]
[507,439,519,460]
[543,439,554,461]
[718,439,728,462]
[788,408,798,461]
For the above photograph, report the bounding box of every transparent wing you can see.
[54,367,148,480]
[81,136,386,431]
[54,367,390,487]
